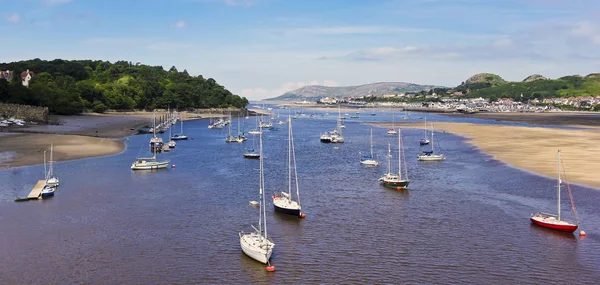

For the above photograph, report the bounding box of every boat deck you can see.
[27,180,46,199]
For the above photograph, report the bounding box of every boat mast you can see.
[431,123,435,153]
[557,149,561,221]
[287,115,292,197]
[50,143,53,177]
[387,143,391,175]
[397,130,401,178]
[260,130,268,240]
[291,115,300,206]
[370,128,374,158]
[43,150,47,182]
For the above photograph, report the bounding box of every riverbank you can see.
[0,113,154,169]
[441,111,600,128]
[374,121,600,189]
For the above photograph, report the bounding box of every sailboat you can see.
[244,131,260,159]
[379,129,410,189]
[419,117,430,145]
[387,115,397,135]
[46,143,59,187]
[360,128,379,166]
[418,123,445,161]
[272,117,305,218]
[41,150,55,198]
[149,110,164,152]
[171,118,188,140]
[239,131,275,266]
[530,150,579,233]
[226,115,243,143]
[132,113,170,170]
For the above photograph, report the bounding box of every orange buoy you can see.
[171,164,176,168]
[299,213,306,219]
[580,230,586,237]
[265,265,276,272]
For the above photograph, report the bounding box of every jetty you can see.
[14,180,46,202]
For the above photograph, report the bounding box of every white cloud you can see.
[6,13,21,24]
[240,80,339,100]
[43,0,73,5]
[286,26,431,36]
[569,21,600,45]
[173,20,187,29]
[223,0,257,7]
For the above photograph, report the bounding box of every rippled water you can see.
[1,108,599,284]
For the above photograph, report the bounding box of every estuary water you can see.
[1,108,599,284]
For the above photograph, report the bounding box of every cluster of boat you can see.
[0,117,26,127]
[239,116,304,269]
[132,111,187,170]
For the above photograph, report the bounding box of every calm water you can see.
[1,108,599,284]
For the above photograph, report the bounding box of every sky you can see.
[2,0,600,100]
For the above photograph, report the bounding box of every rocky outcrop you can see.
[522,74,548,82]
[464,73,507,85]
[0,103,48,123]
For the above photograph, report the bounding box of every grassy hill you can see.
[266,82,439,101]
[456,73,600,101]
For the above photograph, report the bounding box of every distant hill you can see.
[460,73,600,100]
[266,82,440,101]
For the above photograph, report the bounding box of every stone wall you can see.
[0,103,49,123]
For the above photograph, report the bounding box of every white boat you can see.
[379,129,410,189]
[320,106,344,143]
[46,143,59,187]
[419,117,430,145]
[417,123,445,161]
[133,111,171,170]
[387,115,397,135]
[530,150,579,233]
[41,185,55,198]
[167,120,177,148]
[273,116,304,218]
[244,131,260,159]
[130,155,170,170]
[360,128,379,166]
[171,118,188,140]
[239,131,275,265]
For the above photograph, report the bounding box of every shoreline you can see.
[372,121,600,190]
[0,110,261,169]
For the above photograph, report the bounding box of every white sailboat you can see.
[46,143,59,187]
[239,131,275,266]
[387,115,397,135]
[417,123,445,161]
[171,117,188,140]
[360,128,379,166]
[167,119,177,148]
[41,150,55,198]
[273,116,305,218]
[132,112,171,170]
[419,117,430,145]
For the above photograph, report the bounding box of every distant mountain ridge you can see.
[266,82,440,101]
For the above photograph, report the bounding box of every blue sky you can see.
[3,0,600,100]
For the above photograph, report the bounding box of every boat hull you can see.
[360,159,379,166]
[131,161,170,170]
[243,153,260,159]
[273,196,301,217]
[239,232,274,264]
[530,215,578,233]
[380,179,410,189]
[417,154,445,161]
[171,136,188,140]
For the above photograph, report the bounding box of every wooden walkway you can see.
[27,180,46,199]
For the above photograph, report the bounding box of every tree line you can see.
[0,59,248,115]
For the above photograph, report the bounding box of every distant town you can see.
[289,92,600,113]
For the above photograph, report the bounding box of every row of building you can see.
[0,69,36,87]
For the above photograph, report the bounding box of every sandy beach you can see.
[0,113,152,169]
[374,121,600,189]
[442,112,600,128]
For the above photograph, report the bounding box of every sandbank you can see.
[374,121,600,189]
[442,112,600,128]
[0,133,123,169]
